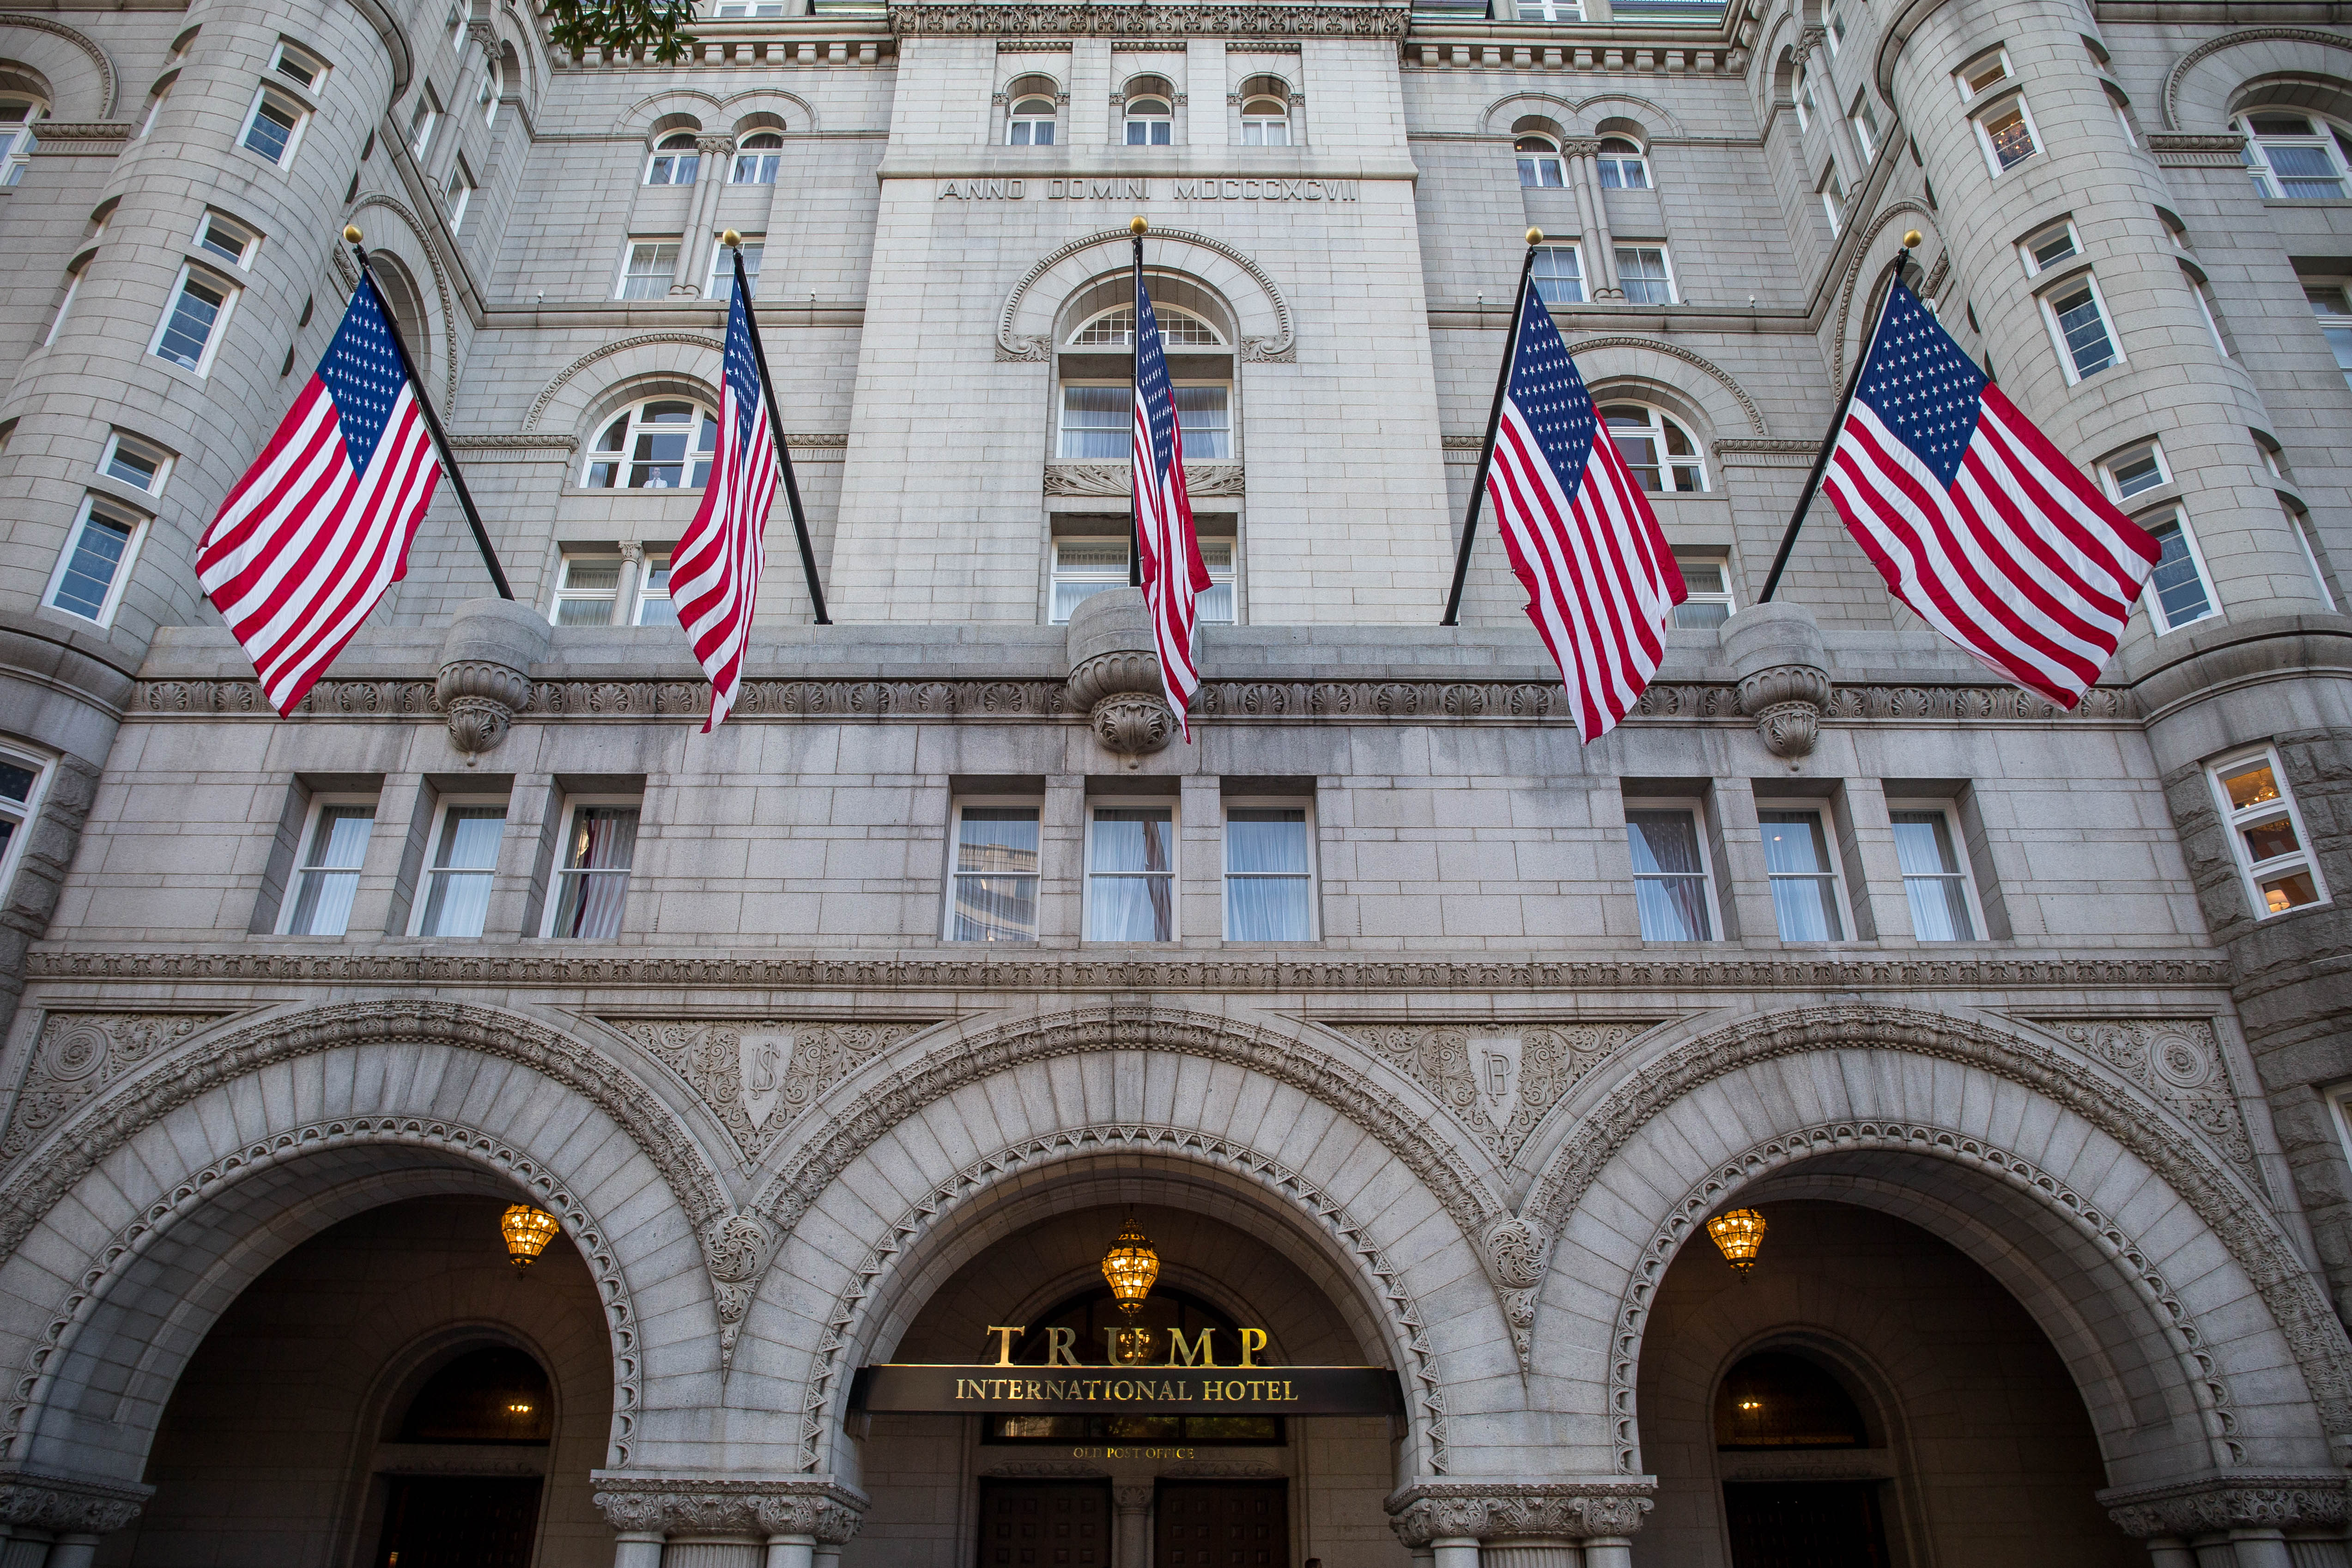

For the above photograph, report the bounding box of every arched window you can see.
[1601,403,1707,492]
[1714,1350,1869,1449]
[1239,76,1290,145]
[1067,303,1225,348]
[1006,76,1057,144]
[2236,111,2352,199]
[1597,135,1650,189]
[1516,133,1565,188]
[3,96,45,185]
[583,399,718,489]
[733,130,782,183]
[644,131,699,186]
[1124,77,1173,145]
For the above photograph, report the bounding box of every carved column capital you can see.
[590,1476,870,1544]
[0,1468,153,1534]
[2099,1473,2350,1538]
[1064,588,1175,761]
[1722,603,1831,759]
[1384,1481,1655,1547]
[436,598,550,757]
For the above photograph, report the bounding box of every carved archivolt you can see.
[1829,203,1934,384]
[345,194,462,407]
[2162,28,2352,130]
[0,16,116,118]
[998,228,1291,363]
[602,1016,941,1163]
[1521,1005,2352,1445]
[794,1122,1452,1477]
[1566,337,1767,435]
[523,333,725,431]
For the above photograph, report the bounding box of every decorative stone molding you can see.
[1828,203,1934,385]
[2100,1473,2349,1538]
[2147,132,2250,168]
[1385,1482,1654,1546]
[437,660,533,754]
[1559,336,1766,435]
[2162,29,2352,130]
[25,122,132,145]
[1476,1215,1552,1372]
[0,1468,150,1533]
[2023,1018,2261,1191]
[1044,461,1244,496]
[446,433,581,450]
[0,17,118,117]
[999,227,1292,364]
[523,332,724,430]
[1087,692,1174,756]
[792,1120,1452,1477]
[345,194,462,407]
[701,1212,779,1368]
[1065,590,1175,759]
[1517,1004,2352,1461]
[1163,1460,1281,1477]
[1,1012,230,1161]
[604,1017,939,1162]
[891,4,1407,37]
[1319,1020,1658,1161]
[984,1461,1106,1477]
[589,1475,868,1542]
[1723,604,1831,759]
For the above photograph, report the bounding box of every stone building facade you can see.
[1,0,2352,1562]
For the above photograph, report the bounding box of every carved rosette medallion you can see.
[2025,1018,2262,1190]
[701,1212,781,1366]
[1476,1214,1553,1372]
[606,1017,936,1162]
[4,1012,228,1161]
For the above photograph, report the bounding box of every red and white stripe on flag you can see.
[198,277,442,715]
[1133,280,1213,737]
[671,288,778,732]
[1819,285,2158,708]
[1485,284,1687,742]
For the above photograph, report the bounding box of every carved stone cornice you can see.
[25,122,133,146]
[589,1475,868,1542]
[1384,1481,1654,1545]
[891,3,1407,37]
[0,1468,151,1534]
[1045,461,1244,497]
[2100,1473,2349,1538]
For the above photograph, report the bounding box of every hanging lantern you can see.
[1706,1208,1766,1273]
[501,1204,561,1271]
[1100,1215,1160,1365]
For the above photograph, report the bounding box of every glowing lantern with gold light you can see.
[1706,1208,1766,1273]
[501,1204,561,1271]
[1100,1215,1160,1363]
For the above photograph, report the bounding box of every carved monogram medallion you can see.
[606,1018,938,1162]
[1319,1020,1659,1162]
[3,1012,231,1161]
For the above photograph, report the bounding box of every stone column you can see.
[762,1535,815,1568]
[1561,140,1620,301]
[592,1474,869,1568]
[2136,1541,2194,1568]
[0,1471,150,1568]
[672,136,734,296]
[1387,1483,1653,1568]
[611,1533,664,1568]
[1113,1483,1152,1566]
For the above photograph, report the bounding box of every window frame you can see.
[540,794,643,939]
[2037,270,2124,385]
[2185,265,2230,357]
[1058,377,1234,462]
[1222,796,1319,943]
[549,552,624,625]
[478,59,502,127]
[731,131,783,184]
[43,259,85,349]
[2016,218,2079,278]
[633,550,676,625]
[269,38,329,92]
[148,262,239,377]
[1847,88,1880,158]
[709,234,764,303]
[98,431,172,496]
[2236,111,2352,200]
[2140,506,2221,635]
[240,83,310,167]
[1083,798,1182,944]
[137,79,171,139]
[409,92,438,157]
[582,398,719,490]
[1047,535,1238,626]
[1758,805,1851,944]
[1953,46,2013,105]
[1599,400,1708,492]
[1613,244,1679,306]
[41,494,147,627]
[2098,441,2170,502]
[2288,499,2338,611]
[1672,550,1736,628]
[279,793,378,937]
[1532,243,1584,306]
[643,132,701,187]
[1515,133,1567,188]
[1595,138,1650,190]
[1121,91,1174,147]
[1885,799,1986,943]
[1239,97,1291,146]
[943,795,1044,943]
[1624,797,1723,943]
[444,162,473,230]
[2208,745,2331,919]
[1794,63,1815,129]
[1819,163,1847,235]
[1006,90,1058,145]
[0,96,42,186]
[0,746,56,912]
[616,237,681,301]
[409,796,509,938]
[195,211,260,269]
[1971,92,2041,176]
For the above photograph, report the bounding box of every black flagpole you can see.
[1128,216,1146,590]
[1441,229,1545,627]
[1758,229,1920,604]
[345,225,512,600]
[727,231,830,625]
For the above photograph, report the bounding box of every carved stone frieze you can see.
[2026,1018,2262,1191]
[891,3,1408,37]
[606,1017,936,1162]
[0,1468,151,1533]
[589,1474,868,1542]
[2100,1473,2349,1538]
[1044,462,1244,496]
[3,1012,228,1161]
[1324,1020,1655,1161]
[1385,1482,1654,1545]
[1162,1461,1280,1477]
[984,1461,1106,1477]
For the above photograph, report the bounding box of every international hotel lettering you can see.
[935,177,1362,202]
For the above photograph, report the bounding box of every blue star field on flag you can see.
[314,278,408,472]
[1850,285,1988,489]
[1136,289,1179,478]
[1506,284,1600,481]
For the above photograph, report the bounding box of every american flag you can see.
[198,276,443,714]
[1486,283,1687,741]
[1819,285,2159,707]
[1134,277,1213,738]
[671,281,777,732]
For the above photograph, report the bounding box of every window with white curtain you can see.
[284,799,376,935]
[1889,806,1978,941]
[1533,245,1583,306]
[1123,79,1174,145]
[733,131,782,183]
[1625,805,1717,941]
[644,132,700,185]
[545,802,639,938]
[634,552,677,625]
[1672,553,1736,629]
[414,801,507,938]
[946,802,1040,941]
[1515,133,1566,187]
[1086,804,1176,941]
[1760,808,1846,941]
[1048,538,1237,625]
[2236,112,2352,199]
[1224,804,1315,941]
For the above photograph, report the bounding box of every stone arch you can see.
[624,88,719,136]
[1515,1005,2352,1482]
[575,371,726,456]
[1830,202,1938,381]
[1562,337,1769,436]
[342,194,458,408]
[1572,92,1687,138]
[998,229,1292,363]
[496,4,544,103]
[718,86,813,134]
[522,333,723,432]
[2163,28,2352,131]
[0,20,112,119]
[1481,91,1577,137]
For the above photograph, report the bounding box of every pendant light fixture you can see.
[1706,1207,1767,1273]
[1100,1213,1160,1363]
[501,1204,561,1271]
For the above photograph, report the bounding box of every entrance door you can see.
[374,1477,544,1568]
[1154,1480,1289,1568]
[1722,1481,1890,1568]
[977,1479,1111,1568]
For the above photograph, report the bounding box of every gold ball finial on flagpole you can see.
[721,228,742,248]
[1902,229,1923,249]
[1526,227,1544,245]
[342,224,363,244]
[1130,216,1149,235]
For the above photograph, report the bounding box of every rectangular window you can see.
[271,39,327,90]
[2187,269,2229,356]
[1890,806,1977,940]
[43,496,142,625]
[1060,386,1126,460]
[618,239,678,301]
[284,800,375,936]
[409,95,437,157]
[2143,509,2219,632]
[0,752,49,905]
[99,432,170,494]
[1049,538,1236,625]
[2099,442,2169,501]
[1759,808,1846,941]
[2018,219,2079,277]
[1848,90,1879,157]
[2291,504,2338,611]
[445,165,472,230]
[449,3,466,46]
[1176,386,1231,460]
[1615,246,1676,306]
[1532,245,1583,307]
[1825,2,1846,51]
[2211,748,2327,916]
[635,552,676,625]
[546,803,638,938]
[1086,805,1176,942]
[550,554,622,626]
[1197,539,1237,625]
[1976,97,2039,173]
[1794,65,1815,128]
[197,213,258,267]
[415,802,506,938]
[2043,275,2120,382]
[150,265,236,375]
[2307,285,2352,390]
[1955,46,2011,103]
[1819,166,1846,235]
[1225,805,1315,941]
[1672,552,1736,628]
[710,237,764,304]
[241,86,306,165]
[44,265,83,348]
[1626,806,1716,941]
[947,803,1040,941]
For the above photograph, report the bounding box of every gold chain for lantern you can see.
[1706,1208,1767,1273]
[1100,1214,1160,1364]
[501,1204,561,1271]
